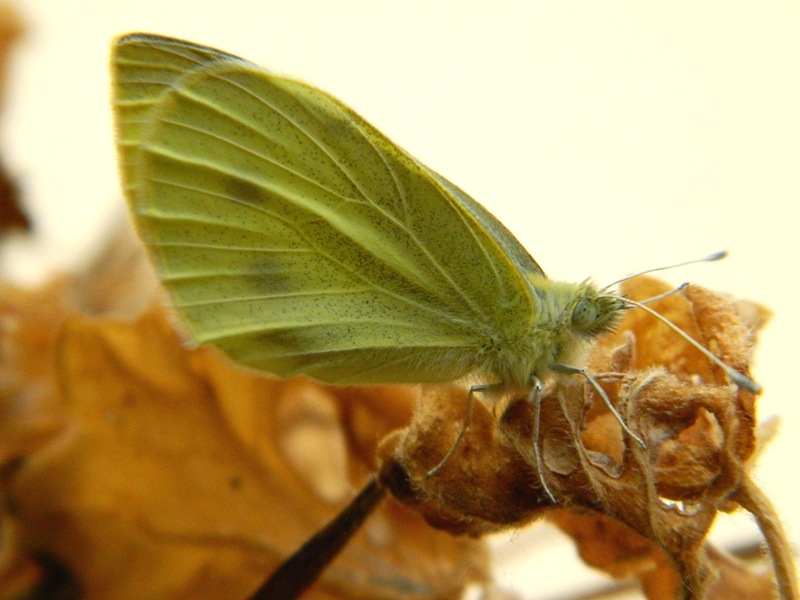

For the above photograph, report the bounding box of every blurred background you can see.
[2,1,798,597]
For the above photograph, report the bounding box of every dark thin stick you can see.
[248,476,387,600]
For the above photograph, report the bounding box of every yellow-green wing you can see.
[114,35,244,189]
[112,34,543,384]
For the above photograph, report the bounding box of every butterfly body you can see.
[112,34,622,393]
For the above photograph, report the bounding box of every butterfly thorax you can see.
[481,277,624,391]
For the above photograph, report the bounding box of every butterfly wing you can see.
[114,35,244,187]
[113,34,543,384]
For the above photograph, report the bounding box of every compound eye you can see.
[572,298,598,330]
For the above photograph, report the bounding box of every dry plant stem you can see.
[248,477,387,600]
[734,475,799,600]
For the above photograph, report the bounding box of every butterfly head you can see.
[569,285,626,338]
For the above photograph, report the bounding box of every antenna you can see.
[599,249,760,393]
[612,293,762,394]
[638,282,688,305]
[601,250,727,291]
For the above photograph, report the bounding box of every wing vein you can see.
[177,77,487,317]
[142,143,480,331]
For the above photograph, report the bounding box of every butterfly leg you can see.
[527,377,557,503]
[426,383,497,477]
[551,363,647,450]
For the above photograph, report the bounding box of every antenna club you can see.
[602,250,731,291]
[731,371,762,394]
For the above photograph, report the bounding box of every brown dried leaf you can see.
[0,4,26,234]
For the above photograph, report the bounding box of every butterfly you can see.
[113,33,625,395]
[112,34,758,496]
[111,33,762,599]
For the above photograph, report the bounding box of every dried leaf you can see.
[0,4,25,234]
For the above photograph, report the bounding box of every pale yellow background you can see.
[3,2,798,598]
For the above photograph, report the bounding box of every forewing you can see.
[114,34,243,187]
[112,35,536,384]
[421,165,546,280]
